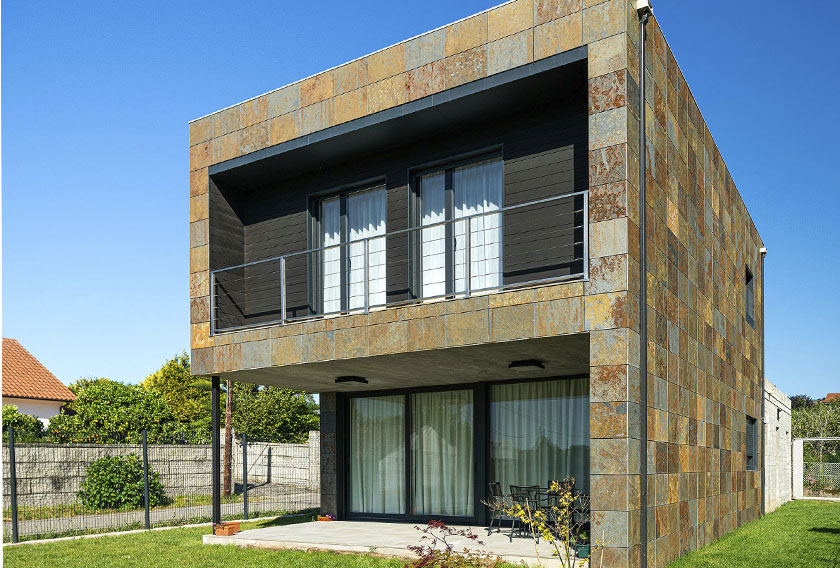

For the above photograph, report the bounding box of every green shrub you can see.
[2,405,45,442]
[77,454,167,510]
[48,380,176,444]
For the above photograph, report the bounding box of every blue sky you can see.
[3,1,838,397]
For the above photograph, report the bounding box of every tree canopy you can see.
[141,353,210,424]
[231,384,319,443]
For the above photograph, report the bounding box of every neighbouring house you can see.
[188,2,768,566]
[2,338,75,425]
[821,393,840,403]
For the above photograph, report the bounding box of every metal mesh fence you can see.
[803,440,840,499]
[2,428,320,541]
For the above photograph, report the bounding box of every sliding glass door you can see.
[411,390,474,516]
[349,395,405,515]
[419,156,503,298]
[320,185,386,314]
[490,378,590,494]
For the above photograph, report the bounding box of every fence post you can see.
[242,434,248,520]
[8,426,19,543]
[142,430,150,530]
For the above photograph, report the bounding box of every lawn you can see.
[668,500,840,568]
[2,515,405,568]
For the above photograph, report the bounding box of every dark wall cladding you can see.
[209,66,588,330]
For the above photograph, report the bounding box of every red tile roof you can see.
[824,393,840,402]
[2,338,76,402]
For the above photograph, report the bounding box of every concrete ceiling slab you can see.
[217,333,589,392]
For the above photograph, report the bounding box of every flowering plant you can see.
[406,520,502,568]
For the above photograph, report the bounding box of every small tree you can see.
[48,380,177,443]
[2,405,45,442]
[231,384,319,443]
[78,454,167,510]
[142,353,210,424]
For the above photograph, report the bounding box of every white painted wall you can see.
[2,397,65,426]
[764,380,792,512]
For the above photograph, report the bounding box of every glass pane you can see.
[347,187,387,310]
[350,395,405,514]
[491,378,590,494]
[412,389,474,516]
[453,158,502,293]
[321,197,341,314]
[420,171,446,298]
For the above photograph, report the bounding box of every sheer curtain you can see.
[453,158,502,293]
[348,187,386,309]
[490,378,590,494]
[412,390,474,516]
[350,395,406,514]
[420,171,446,298]
[321,198,341,314]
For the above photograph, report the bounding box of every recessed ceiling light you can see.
[508,360,545,372]
[335,376,368,384]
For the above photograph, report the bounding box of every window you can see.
[745,415,758,471]
[417,156,503,298]
[317,185,386,313]
[745,266,755,327]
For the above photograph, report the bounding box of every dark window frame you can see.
[408,149,504,300]
[307,180,387,314]
[745,415,758,471]
[745,265,755,328]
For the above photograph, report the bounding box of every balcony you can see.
[210,191,588,334]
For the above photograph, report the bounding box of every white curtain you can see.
[350,395,406,514]
[412,390,474,516]
[420,158,503,298]
[321,197,341,314]
[420,171,446,298]
[454,158,502,293]
[348,187,386,309]
[490,378,590,494]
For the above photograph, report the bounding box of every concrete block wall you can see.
[763,380,791,512]
[2,436,319,508]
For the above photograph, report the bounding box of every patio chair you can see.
[486,481,508,535]
[508,485,541,542]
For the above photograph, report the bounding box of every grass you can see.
[2,515,407,568]
[4,493,248,521]
[668,500,840,568]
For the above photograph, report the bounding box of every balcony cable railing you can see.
[210,190,588,334]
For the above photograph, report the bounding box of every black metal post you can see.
[8,427,19,543]
[142,429,150,530]
[242,434,248,520]
[211,376,221,528]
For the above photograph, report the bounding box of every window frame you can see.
[745,265,755,328]
[308,181,387,315]
[745,415,758,471]
[409,150,504,300]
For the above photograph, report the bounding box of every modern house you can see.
[189,2,766,566]
[2,338,76,425]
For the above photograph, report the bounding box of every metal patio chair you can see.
[508,484,541,542]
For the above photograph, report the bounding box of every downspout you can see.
[760,247,767,516]
[635,2,652,567]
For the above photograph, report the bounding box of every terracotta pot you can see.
[214,521,241,536]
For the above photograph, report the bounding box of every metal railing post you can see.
[363,239,370,313]
[211,376,221,529]
[583,191,590,281]
[280,257,287,324]
[142,429,150,530]
[242,434,248,520]
[8,427,19,543]
[464,217,471,298]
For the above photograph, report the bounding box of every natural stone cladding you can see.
[188,2,763,567]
